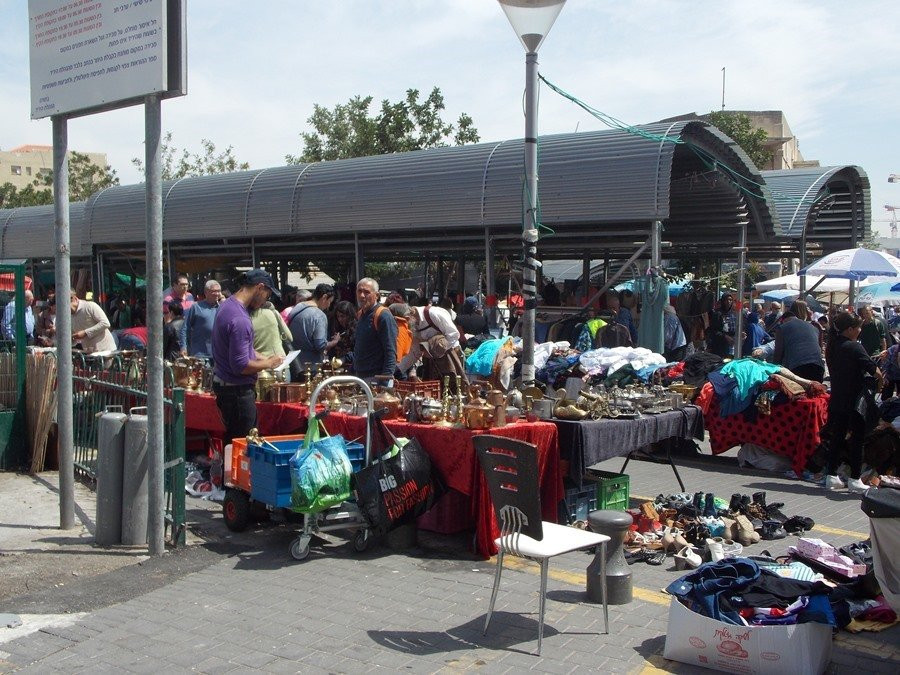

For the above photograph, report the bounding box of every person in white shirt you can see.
[397,304,467,389]
[70,291,117,353]
[1,290,35,343]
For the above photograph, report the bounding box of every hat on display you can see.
[243,269,281,299]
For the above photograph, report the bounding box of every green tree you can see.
[705,111,774,170]
[0,181,52,208]
[2,151,118,207]
[36,151,120,201]
[287,86,480,163]
[132,132,250,180]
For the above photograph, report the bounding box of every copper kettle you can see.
[374,386,403,419]
[463,395,494,430]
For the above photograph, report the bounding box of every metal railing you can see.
[71,353,186,546]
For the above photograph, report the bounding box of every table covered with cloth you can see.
[185,391,311,440]
[554,406,704,485]
[321,413,563,558]
[695,382,829,475]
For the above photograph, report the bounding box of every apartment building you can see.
[0,144,108,190]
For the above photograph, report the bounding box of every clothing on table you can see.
[1,301,34,341]
[71,299,117,353]
[116,326,147,351]
[681,351,724,386]
[353,305,398,378]
[466,338,507,376]
[252,303,292,358]
[575,317,606,353]
[180,300,218,359]
[710,358,781,415]
[212,295,257,386]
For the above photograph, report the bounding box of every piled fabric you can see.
[579,346,666,379]
[666,558,836,627]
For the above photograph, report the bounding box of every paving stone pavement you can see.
[0,450,897,674]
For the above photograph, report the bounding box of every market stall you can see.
[695,382,828,476]
[184,391,311,440]
[321,412,562,558]
[554,406,703,490]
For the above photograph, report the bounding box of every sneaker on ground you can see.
[846,478,868,494]
[825,475,846,490]
[836,463,851,481]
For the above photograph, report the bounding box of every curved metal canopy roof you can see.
[762,166,870,252]
[0,121,778,262]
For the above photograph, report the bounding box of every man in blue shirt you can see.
[2,290,35,343]
[211,270,283,445]
[353,278,397,378]
[180,279,222,360]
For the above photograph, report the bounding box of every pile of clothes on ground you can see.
[184,457,225,501]
[665,545,897,631]
[624,491,814,568]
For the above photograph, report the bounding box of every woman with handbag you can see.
[824,311,883,493]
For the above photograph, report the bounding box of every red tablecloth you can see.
[184,391,311,440]
[322,413,563,558]
[695,382,829,475]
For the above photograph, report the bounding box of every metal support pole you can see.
[715,259,722,297]
[250,238,258,269]
[651,220,662,268]
[457,255,466,299]
[145,95,165,556]
[582,255,591,302]
[166,242,174,290]
[799,224,808,294]
[603,250,610,285]
[354,234,363,280]
[521,50,540,385]
[53,115,74,531]
[423,255,430,302]
[484,230,496,328]
[582,243,650,309]
[437,256,444,300]
[734,224,747,359]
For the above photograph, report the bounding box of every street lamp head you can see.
[498,0,566,53]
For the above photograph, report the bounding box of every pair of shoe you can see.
[783,515,815,533]
[661,528,689,554]
[674,545,703,570]
[705,537,743,562]
[825,475,869,493]
[760,520,787,540]
[624,548,666,566]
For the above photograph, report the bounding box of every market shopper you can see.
[163,301,185,361]
[1,290,35,343]
[35,296,56,347]
[389,302,414,365]
[164,273,195,311]
[251,300,293,359]
[180,279,222,360]
[397,301,468,387]
[824,311,882,493]
[353,277,397,379]
[328,300,357,369]
[70,291,117,353]
[772,303,825,382]
[211,269,284,444]
[707,293,738,357]
[663,304,688,362]
[763,302,782,332]
[605,290,637,343]
[288,283,339,366]
[858,304,887,357]
[456,296,489,338]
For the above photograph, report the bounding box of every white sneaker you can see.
[847,478,868,494]
[825,475,846,490]
[706,537,725,562]
[836,463,851,482]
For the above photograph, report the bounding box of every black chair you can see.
[473,435,610,656]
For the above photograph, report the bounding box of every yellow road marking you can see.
[631,494,867,539]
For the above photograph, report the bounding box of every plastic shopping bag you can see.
[354,416,444,534]
[289,417,353,514]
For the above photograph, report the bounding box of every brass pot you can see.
[374,387,403,419]
[256,369,277,401]
[272,383,308,404]
[420,398,444,423]
[463,397,495,430]
[173,358,198,389]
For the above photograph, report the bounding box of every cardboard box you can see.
[663,598,833,675]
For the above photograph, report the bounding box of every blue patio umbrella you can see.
[856,282,900,304]
[759,289,825,313]
[799,248,900,281]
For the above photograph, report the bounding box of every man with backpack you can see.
[397,302,468,389]
[353,278,398,379]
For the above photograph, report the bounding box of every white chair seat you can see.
[495,521,610,559]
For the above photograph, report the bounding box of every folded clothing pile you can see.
[788,538,868,578]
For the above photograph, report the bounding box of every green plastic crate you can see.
[587,469,630,511]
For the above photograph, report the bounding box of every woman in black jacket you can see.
[824,311,882,492]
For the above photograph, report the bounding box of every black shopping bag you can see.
[354,416,444,534]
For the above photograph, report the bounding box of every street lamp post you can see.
[498,0,566,386]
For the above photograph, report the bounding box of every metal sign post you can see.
[53,114,74,530]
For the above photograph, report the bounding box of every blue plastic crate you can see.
[345,441,365,473]
[248,439,303,508]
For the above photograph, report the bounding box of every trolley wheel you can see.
[353,529,370,553]
[290,536,311,561]
[223,488,251,532]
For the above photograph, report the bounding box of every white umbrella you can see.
[753,273,849,293]
[799,248,900,281]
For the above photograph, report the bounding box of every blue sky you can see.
[2,0,899,235]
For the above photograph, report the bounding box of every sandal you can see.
[674,545,703,570]
[645,550,667,566]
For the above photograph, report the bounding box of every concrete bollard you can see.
[587,509,633,604]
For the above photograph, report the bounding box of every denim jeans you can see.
[666,559,761,624]
[213,384,257,445]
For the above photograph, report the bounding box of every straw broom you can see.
[26,352,58,473]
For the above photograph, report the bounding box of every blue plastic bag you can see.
[289,418,353,514]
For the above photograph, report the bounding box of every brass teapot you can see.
[374,386,403,419]
[462,394,495,430]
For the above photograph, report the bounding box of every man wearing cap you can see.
[211,269,284,444]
